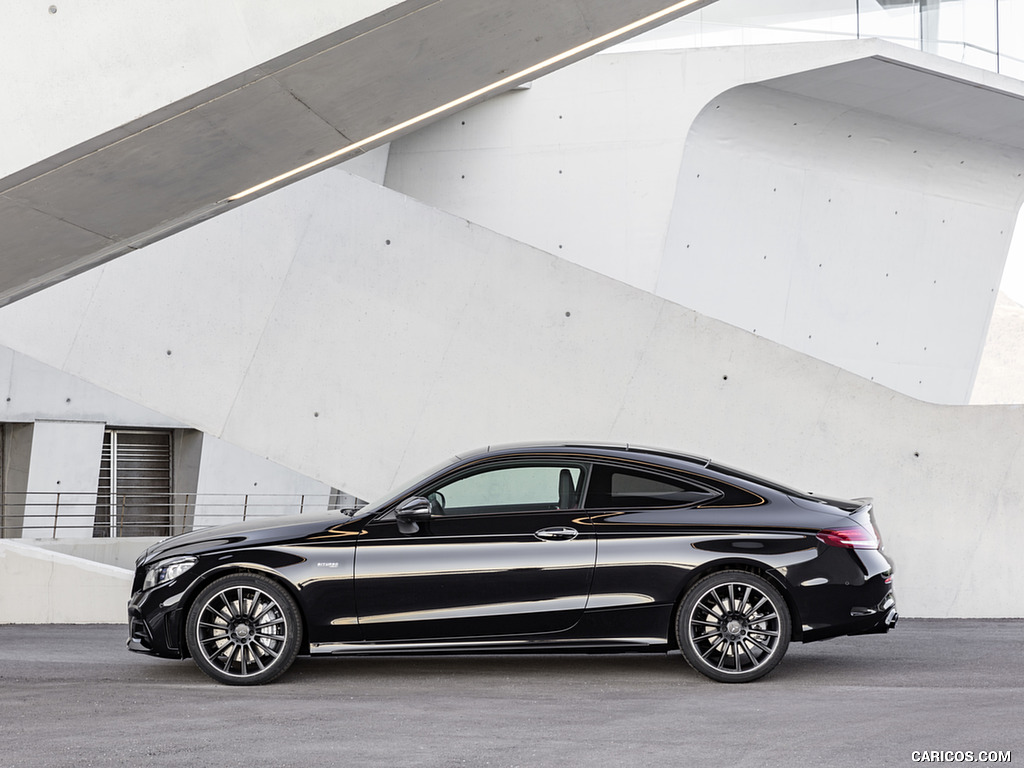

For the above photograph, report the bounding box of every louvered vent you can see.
[94,430,172,537]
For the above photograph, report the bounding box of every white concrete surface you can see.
[973,203,1024,403]
[19,421,105,538]
[2,342,342,538]
[971,292,1024,404]
[192,435,335,528]
[661,73,1015,405]
[1,166,1022,618]
[1,344,185,427]
[385,40,1024,404]
[0,539,131,623]
[0,0,397,179]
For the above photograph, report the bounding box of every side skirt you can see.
[310,636,668,656]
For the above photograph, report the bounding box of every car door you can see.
[354,461,595,642]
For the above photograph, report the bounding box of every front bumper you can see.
[127,586,187,659]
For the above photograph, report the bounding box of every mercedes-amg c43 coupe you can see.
[128,443,897,684]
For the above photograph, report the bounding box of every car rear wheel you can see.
[185,573,301,685]
[677,570,791,683]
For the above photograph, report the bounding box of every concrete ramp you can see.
[0,540,131,623]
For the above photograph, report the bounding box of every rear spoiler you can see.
[852,497,873,515]
[851,498,883,549]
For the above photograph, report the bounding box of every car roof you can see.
[455,441,712,468]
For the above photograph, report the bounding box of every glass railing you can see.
[617,0,1024,79]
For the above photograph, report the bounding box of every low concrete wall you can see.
[0,540,131,623]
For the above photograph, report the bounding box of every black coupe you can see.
[128,443,897,684]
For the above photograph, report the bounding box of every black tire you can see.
[677,570,791,683]
[185,573,302,686]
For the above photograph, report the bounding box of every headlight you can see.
[143,556,197,591]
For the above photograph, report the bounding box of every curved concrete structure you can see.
[2,166,1023,618]
[3,15,1024,622]
[385,39,1024,404]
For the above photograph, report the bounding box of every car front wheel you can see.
[677,570,791,683]
[185,573,302,685]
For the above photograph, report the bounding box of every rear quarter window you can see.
[585,464,722,509]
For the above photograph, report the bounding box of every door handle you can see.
[535,526,578,541]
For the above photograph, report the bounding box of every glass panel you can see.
[860,0,920,48]
[998,0,1024,77]
[621,0,1006,70]
[700,0,860,43]
[963,0,998,52]
[617,0,859,51]
[922,0,998,69]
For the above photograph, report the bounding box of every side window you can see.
[584,464,721,509]
[431,464,584,516]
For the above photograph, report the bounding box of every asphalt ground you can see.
[0,619,1020,768]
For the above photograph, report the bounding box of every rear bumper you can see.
[802,588,898,642]
[847,592,899,636]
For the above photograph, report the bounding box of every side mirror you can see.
[396,496,432,520]
[395,496,432,534]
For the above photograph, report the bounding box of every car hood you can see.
[137,511,367,566]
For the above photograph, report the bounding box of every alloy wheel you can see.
[679,571,790,682]
[186,574,301,685]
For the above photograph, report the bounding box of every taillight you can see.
[816,525,879,550]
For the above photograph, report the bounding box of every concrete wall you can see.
[1,343,337,538]
[192,435,335,527]
[385,40,1024,404]
[973,292,1024,404]
[20,421,105,538]
[1,344,185,427]
[5,4,1019,624]
[0,166,1022,617]
[0,540,130,623]
[661,77,1016,404]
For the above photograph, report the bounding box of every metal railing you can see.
[0,491,364,539]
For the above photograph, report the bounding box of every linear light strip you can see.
[226,0,705,202]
